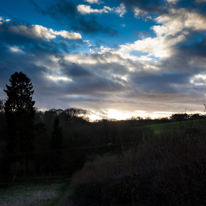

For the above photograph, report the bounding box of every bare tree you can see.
[203,102,206,112]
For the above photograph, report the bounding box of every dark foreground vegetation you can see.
[1,72,206,205]
[70,123,206,206]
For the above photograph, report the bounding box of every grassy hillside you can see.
[145,119,206,134]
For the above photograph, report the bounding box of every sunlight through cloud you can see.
[47,75,73,82]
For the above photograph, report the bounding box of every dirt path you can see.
[0,184,61,206]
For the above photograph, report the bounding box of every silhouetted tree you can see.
[0,100,6,141]
[4,72,35,178]
[170,113,189,121]
[51,116,63,169]
[0,100,4,112]
[60,108,87,123]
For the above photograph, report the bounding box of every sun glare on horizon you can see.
[88,109,206,121]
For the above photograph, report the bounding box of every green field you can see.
[145,119,206,134]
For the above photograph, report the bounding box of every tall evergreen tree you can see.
[4,72,35,176]
[0,100,4,112]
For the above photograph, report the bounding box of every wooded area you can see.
[1,72,206,206]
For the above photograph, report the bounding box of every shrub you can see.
[70,126,206,206]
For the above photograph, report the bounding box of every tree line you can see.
[0,72,205,185]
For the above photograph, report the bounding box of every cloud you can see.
[9,46,24,53]
[118,34,186,58]
[77,3,126,17]
[63,52,130,79]
[130,71,191,93]
[119,0,169,16]
[0,18,126,110]
[61,63,94,78]
[109,7,206,61]
[28,0,77,20]
[0,21,81,41]
[153,8,206,36]
[124,70,202,106]
[50,30,82,40]
[65,75,125,95]
[14,25,56,40]
[28,0,118,36]
[132,29,150,38]
[165,0,179,3]
[0,17,10,24]
[64,52,126,65]
[195,0,206,3]
[190,74,206,86]
[77,5,113,14]
[0,20,77,94]
[2,4,206,116]
[114,3,126,17]
[71,15,118,36]
[84,0,104,4]
[157,36,206,73]
[134,7,150,19]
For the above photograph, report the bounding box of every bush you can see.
[70,126,206,206]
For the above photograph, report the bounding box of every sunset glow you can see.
[1,0,206,119]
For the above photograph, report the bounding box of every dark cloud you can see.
[59,52,129,77]
[119,0,170,16]
[94,62,128,76]
[0,22,41,44]
[0,19,82,54]
[71,15,118,36]
[84,54,129,76]
[0,21,62,100]
[156,36,206,74]
[62,63,94,78]
[130,71,191,93]
[27,0,49,16]
[28,0,118,36]
[178,37,206,58]
[64,75,125,95]
[0,19,125,111]
[45,0,78,20]
[1,3,206,115]
[88,39,119,50]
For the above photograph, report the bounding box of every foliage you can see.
[0,100,4,112]
[0,99,6,141]
[170,113,189,121]
[3,72,35,177]
[51,117,63,169]
[2,72,206,205]
[51,117,63,153]
[70,124,206,206]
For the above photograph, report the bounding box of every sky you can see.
[1,0,206,120]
